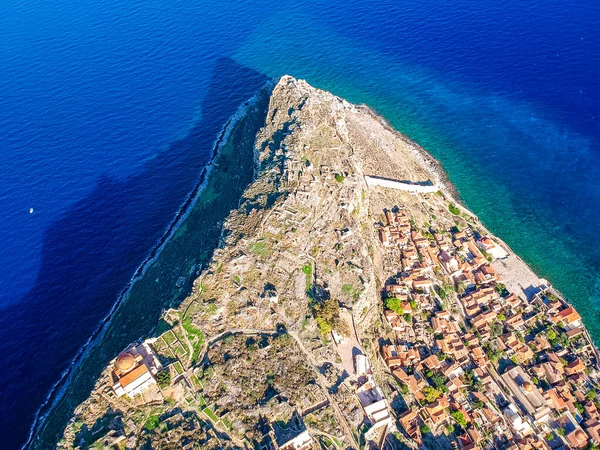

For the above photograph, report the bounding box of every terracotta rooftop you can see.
[119,363,149,388]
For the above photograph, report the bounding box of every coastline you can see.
[360,103,599,355]
[50,75,600,450]
[359,104,461,202]
[26,83,273,450]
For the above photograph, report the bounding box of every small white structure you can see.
[278,430,313,450]
[503,403,532,436]
[331,330,343,345]
[355,354,371,376]
[477,236,508,260]
[365,175,439,193]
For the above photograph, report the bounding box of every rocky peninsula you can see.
[43,77,600,450]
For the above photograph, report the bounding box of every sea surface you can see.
[0,0,599,448]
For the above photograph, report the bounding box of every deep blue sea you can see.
[0,0,599,447]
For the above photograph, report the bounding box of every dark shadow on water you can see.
[0,57,268,450]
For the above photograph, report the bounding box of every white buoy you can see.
[30,208,34,214]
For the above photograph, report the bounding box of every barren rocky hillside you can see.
[58,76,486,449]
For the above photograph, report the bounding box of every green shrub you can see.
[422,386,441,403]
[451,410,467,428]
[448,203,461,215]
[334,174,345,183]
[144,415,160,431]
[156,370,171,388]
[385,297,402,313]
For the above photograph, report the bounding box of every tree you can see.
[495,283,506,295]
[557,427,565,436]
[156,370,171,389]
[472,400,484,410]
[313,297,343,334]
[490,321,504,338]
[545,433,554,442]
[385,297,402,313]
[431,374,447,390]
[421,424,431,434]
[316,317,332,334]
[451,410,467,428]
[437,286,447,300]
[587,390,597,401]
[422,386,441,403]
[547,328,557,341]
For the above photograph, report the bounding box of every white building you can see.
[111,342,162,399]
[357,378,394,435]
[503,403,532,437]
[477,236,508,260]
[278,430,314,450]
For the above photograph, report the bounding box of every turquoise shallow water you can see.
[232,6,600,340]
[1,0,599,447]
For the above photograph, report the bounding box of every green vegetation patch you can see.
[313,297,347,335]
[144,415,160,431]
[448,203,461,216]
[172,341,187,358]
[162,330,177,346]
[203,407,218,423]
[384,297,403,314]
[342,283,362,300]
[220,418,233,431]
[156,370,171,389]
[190,373,203,391]
[334,173,345,182]
[182,316,205,366]
[451,410,467,428]
[248,240,273,258]
[302,263,313,293]
[172,361,184,375]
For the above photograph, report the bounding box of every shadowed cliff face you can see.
[0,58,268,450]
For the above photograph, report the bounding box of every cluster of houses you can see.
[377,207,600,450]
